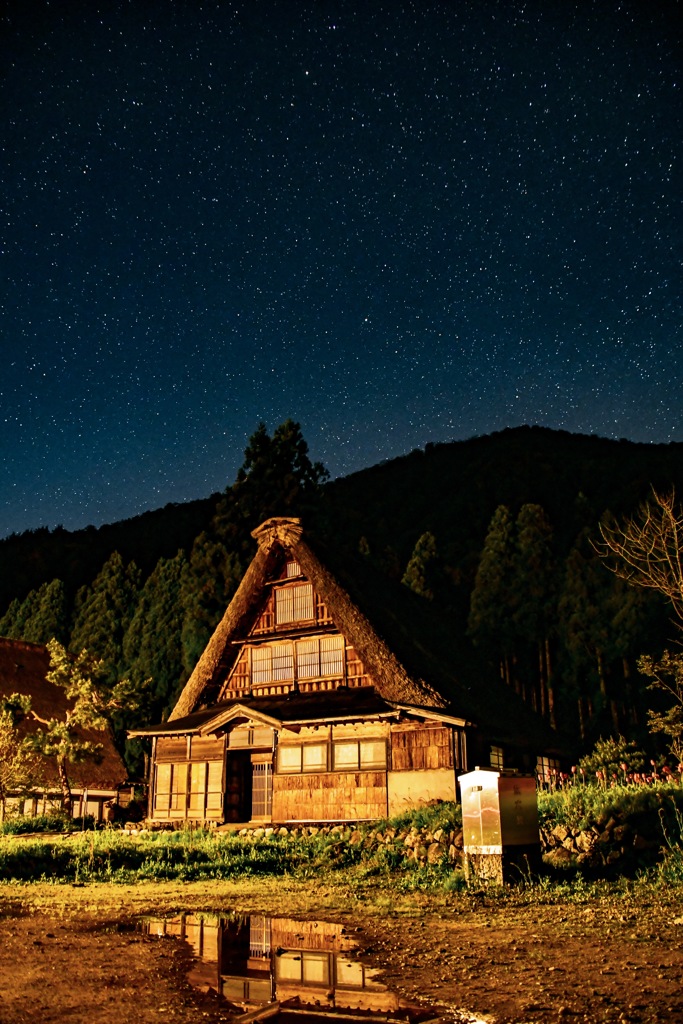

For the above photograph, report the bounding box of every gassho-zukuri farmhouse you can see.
[131,517,560,825]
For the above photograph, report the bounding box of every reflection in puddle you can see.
[141,912,444,1022]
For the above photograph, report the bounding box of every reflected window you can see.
[276,951,330,986]
[336,958,365,988]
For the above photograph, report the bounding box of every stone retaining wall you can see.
[223,811,671,875]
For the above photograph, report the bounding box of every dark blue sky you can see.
[1,0,680,538]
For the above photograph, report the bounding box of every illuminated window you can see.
[285,560,301,577]
[536,755,561,784]
[360,740,387,768]
[188,762,206,813]
[333,740,386,771]
[489,745,504,770]
[170,763,188,810]
[297,635,344,679]
[155,763,171,810]
[206,761,223,809]
[275,583,314,624]
[252,643,294,684]
[296,630,344,679]
[277,743,327,773]
[278,745,303,773]
[302,743,327,772]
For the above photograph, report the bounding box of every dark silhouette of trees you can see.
[402,532,440,601]
[71,552,141,677]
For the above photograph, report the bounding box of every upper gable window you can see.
[297,636,344,679]
[252,643,294,684]
[285,560,301,578]
[275,582,314,625]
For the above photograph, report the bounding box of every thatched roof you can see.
[171,517,444,721]
[168,517,559,753]
[0,637,127,790]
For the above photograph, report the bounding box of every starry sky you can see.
[1,0,681,538]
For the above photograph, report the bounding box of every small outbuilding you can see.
[0,637,128,820]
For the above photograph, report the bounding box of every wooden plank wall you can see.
[390,722,454,771]
[156,737,188,761]
[273,770,387,821]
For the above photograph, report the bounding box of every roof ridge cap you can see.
[251,517,303,548]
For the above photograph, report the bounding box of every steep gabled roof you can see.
[169,518,559,752]
[170,517,445,720]
[0,637,127,789]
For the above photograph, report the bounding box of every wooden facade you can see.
[132,516,552,825]
[145,707,466,824]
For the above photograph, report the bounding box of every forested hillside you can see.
[2,423,683,771]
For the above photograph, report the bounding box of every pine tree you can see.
[468,506,517,689]
[71,552,141,677]
[3,589,40,639]
[230,419,328,528]
[122,550,189,722]
[0,581,69,645]
[513,505,557,724]
[22,579,69,645]
[180,533,243,675]
[402,532,440,601]
[0,598,22,638]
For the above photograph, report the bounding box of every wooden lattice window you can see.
[252,643,294,684]
[296,635,344,680]
[252,763,272,817]
[154,763,172,811]
[188,762,207,814]
[275,583,314,624]
[170,763,188,811]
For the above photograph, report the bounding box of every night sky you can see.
[1,0,681,538]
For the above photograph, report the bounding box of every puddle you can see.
[140,911,449,1023]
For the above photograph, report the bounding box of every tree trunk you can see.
[538,642,547,718]
[58,757,72,815]
[577,696,586,740]
[623,657,639,726]
[545,637,557,730]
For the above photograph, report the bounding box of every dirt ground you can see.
[0,878,682,1024]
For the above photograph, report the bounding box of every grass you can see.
[538,780,683,831]
[0,812,95,835]
[2,786,683,895]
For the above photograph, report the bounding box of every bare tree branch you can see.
[598,488,683,625]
